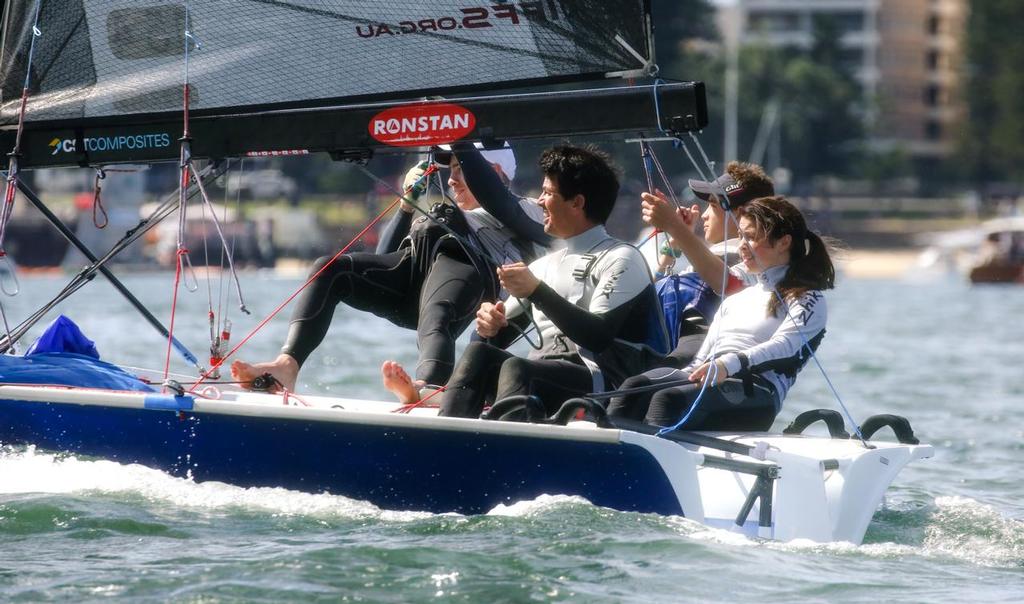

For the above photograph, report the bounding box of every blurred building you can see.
[720,0,967,161]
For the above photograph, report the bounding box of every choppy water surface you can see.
[1,272,1022,602]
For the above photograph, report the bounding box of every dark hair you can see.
[742,196,835,316]
[538,144,620,224]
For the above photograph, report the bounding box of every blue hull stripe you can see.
[0,399,685,516]
[143,395,195,411]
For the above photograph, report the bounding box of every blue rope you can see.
[651,79,666,135]
[656,192,733,436]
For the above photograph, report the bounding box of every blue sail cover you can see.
[1,315,154,391]
[0,352,155,391]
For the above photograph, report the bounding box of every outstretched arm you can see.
[498,257,645,352]
[452,143,551,247]
[641,191,742,295]
[527,282,628,351]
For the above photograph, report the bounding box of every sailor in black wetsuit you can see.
[231,143,551,396]
[439,145,668,418]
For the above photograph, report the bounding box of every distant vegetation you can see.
[237,1,1021,205]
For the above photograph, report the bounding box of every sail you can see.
[0,1,708,169]
[1,0,653,127]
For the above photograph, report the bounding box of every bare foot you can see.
[381,360,420,404]
[231,354,299,393]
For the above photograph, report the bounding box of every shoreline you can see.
[839,248,921,279]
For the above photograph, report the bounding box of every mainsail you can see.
[2,0,654,123]
[0,0,711,169]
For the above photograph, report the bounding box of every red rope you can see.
[162,248,189,385]
[282,389,311,407]
[392,385,446,414]
[187,165,438,393]
[92,171,109,229]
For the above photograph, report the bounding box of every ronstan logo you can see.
[368,103,476,147]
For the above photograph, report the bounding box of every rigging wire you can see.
[0,0,43,297]
[0,298,16,355]
[164,0,196,383]
[0,166,222,365]
[210,159,243,378]
[185,165,441,394]
[165,1,250,385]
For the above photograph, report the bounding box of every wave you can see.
[4,446,1020,569]
[0,445,431,522]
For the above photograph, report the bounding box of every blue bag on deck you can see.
[25,315,100,359]
[0,315,155,391]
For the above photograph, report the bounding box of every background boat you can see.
[916,216,1024,284]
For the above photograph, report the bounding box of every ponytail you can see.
[742,196,835,316]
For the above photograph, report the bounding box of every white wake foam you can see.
[0,445,432,522]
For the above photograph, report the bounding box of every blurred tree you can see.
[958,0,1024,183]
[667,12,864,188]
[772,16,862,187]
[856,148,913,191]
[651,0,719,79]
[645,0,725,171]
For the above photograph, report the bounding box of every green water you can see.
[1,274,1022,602]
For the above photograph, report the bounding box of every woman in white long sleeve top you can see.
[606,196,836,431]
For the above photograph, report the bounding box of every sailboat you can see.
[0,0,930,544]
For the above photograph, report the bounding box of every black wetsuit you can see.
[281,145,550,386]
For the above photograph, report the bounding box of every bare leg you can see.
[381,360,422,405]
[231,354,299,393]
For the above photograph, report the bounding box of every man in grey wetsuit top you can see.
[439,144,669,418]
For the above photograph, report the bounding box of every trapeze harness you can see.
[439,225,668,418]
[607,264,827,431]
[280,147,549,387]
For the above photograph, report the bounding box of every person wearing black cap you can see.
[231,143,551,399]
[654,161,775,282]
[648,161,774,365]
